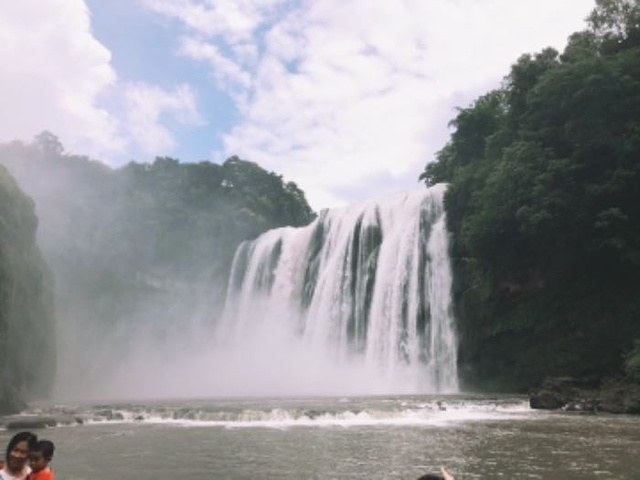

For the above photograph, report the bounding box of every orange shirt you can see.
[28,468,54,480]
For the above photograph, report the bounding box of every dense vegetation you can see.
[0,131,313,288]
[0,166,55,413]
[0,133,315,396]
[421,0,640,391]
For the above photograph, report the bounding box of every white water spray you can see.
[220,185,458,394]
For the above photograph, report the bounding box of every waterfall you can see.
[219,185,458,394]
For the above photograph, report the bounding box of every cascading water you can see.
[219,185,458,395]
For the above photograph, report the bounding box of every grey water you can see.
[2,394,638,479]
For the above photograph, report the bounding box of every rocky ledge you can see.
[530,376,640,414]
[0,414,84,430]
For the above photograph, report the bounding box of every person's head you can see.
[418,467,455,480]
[5,431,38,474]
[29,440,54,473]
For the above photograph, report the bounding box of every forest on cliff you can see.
[421,0,640,390]
[0,166,55,412]
[0,134,315,402]
[0,131,314,296]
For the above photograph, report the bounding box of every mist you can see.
[0,133,457,402]
[216,187,459,397]
[0,133,314,402]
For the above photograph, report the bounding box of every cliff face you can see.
[0,135,316,400]
[452,258,640,392]
[0,165,55,413]
[419,2,640,392]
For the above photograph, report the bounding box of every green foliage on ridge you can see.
[421,0,640,390]
[0,135,315,394]
[0,136,314,286]
[0,166,55,413]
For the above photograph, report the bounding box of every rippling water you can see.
[1,395,638,479]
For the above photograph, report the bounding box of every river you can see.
[1,394,638,479]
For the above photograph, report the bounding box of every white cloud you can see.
[0,0,209,163]
[145,0,292,105]
[220,0,595,207]
[145,0,595,208]
[143,0,288,42]
[0,0,122,157]
[0,0,597,205]
[124,83,204,154]
[179,36,252,91]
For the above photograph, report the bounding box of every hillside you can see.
[0,166,55,413]
[421,0,640,391]
[0,134,315,398]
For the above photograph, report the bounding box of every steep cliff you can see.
[420,0,640,391]
[0,166,55,413]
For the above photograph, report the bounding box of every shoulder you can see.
[32,469,54,480]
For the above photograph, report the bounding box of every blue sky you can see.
[86,0,238,163]
[0,0,595,209]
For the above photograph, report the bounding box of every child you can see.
[27,441,54,480]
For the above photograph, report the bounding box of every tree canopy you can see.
[0,135,316,344]
[421,0,640,390]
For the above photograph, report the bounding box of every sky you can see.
[0,0,595,209]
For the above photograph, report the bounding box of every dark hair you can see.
[33,440,55,460]
[5,431,38,461]
[417,475,444,480]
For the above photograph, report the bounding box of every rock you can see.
[1,414,90,430]
[4,416,58,430]
[305,410,322,419]
[530,375,640,414]
[94,409,124,420]
[530,390,567,410]
[597,379,640,414]
[529,376,583,410]
[563,399,598,413]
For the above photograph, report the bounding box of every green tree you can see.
[588,0,640,49]
[420,0,640,391]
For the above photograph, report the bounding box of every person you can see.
[417,467,456,480]
[27,441,54,480]
[0,431,38,480]
[440,468,455,480]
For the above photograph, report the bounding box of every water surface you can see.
[1,395,638,479]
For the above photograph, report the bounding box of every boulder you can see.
[529,389,567,410]
[529,376,584,410]
[597,379,640,414]
[0,414,84,430]
[530,376,640,414]
[3,416,58,430]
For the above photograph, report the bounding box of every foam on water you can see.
[3,396,536,431]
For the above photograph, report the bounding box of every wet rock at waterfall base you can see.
[530,376,640,414]
[529,377,582,410]
[0,415,82,430]
[597,379,640,414]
